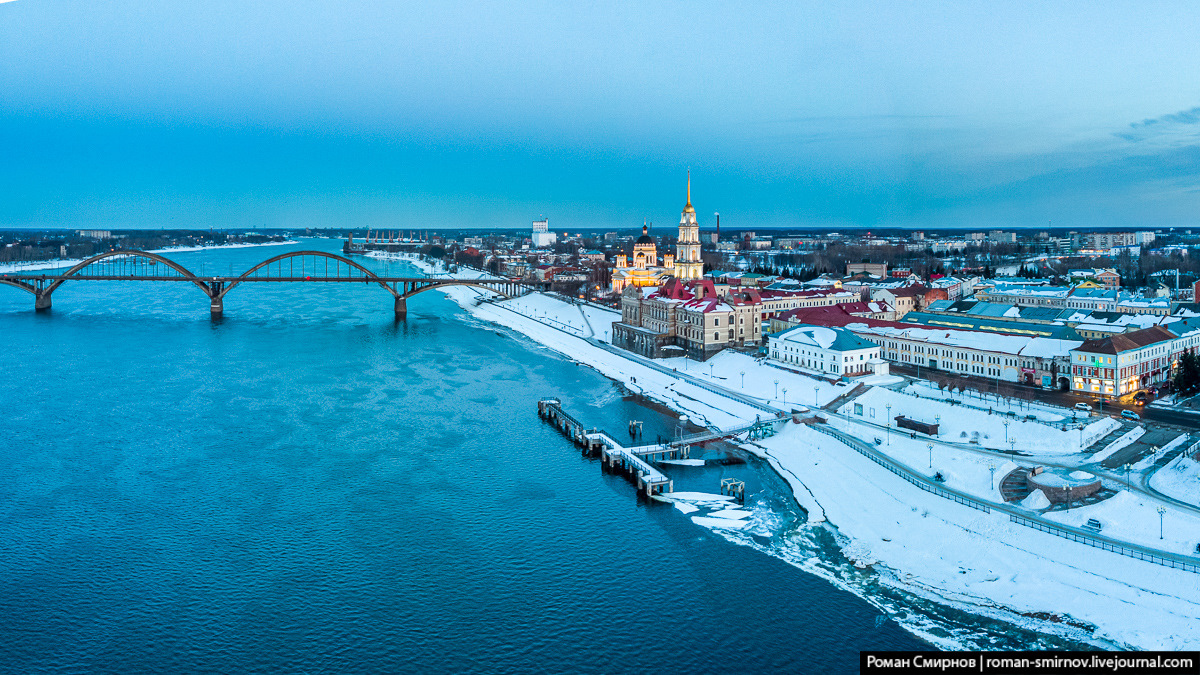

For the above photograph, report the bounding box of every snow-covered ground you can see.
[487,292,612,339]
[658,350,850,409]
[0,240,296,273]
[839,387,1120,455]
[1042,490,1200,556]
[754,424,1200,650]
[1150,452,1200,507]
[834,419,1018,501]
[903,381,1067,422]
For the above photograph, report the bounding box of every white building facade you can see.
[769,324,881,377]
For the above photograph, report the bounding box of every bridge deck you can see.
[1,274,513,283]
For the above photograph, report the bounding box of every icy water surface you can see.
[0,240,1083,673]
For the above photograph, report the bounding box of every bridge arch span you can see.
[218,251,399,300]
[397,279,515,301]
[44,250,210,296]
[0,278,38,296]
[393,278,521,320]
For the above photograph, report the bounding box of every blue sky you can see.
[3,0,1200,231]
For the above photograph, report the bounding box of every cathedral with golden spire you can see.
[610,174,702,292]
[674,171,703,280]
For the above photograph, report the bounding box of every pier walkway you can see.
[537,398,784,498]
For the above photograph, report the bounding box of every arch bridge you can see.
[0,250,546,319]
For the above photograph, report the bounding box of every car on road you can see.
[1074,402,1092,412]
[1121,410,1140,421]
[1133,392,1148,405]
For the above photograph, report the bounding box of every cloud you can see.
[1116,105,1200,142]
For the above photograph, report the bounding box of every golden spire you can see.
[683,170,695,214]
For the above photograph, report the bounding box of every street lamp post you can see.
[1009,439,1016,455]
[814,385,820,407]
[774,380,779,399]
[927,443,933,469]
[709,363,714,378]
[740,370,745,389]
[1003,420,1010,443]
[988,462,997,490]
[782,388,788,405]
[935,415,940,437]
[1157,506,1166,539]
[886,404,892,445]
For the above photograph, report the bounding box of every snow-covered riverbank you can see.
[754,425,1200,650]
[0,240,296,274]
[403,257,1200,651]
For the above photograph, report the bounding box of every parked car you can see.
[1121,410,1140,421]
[1083,518,1103,532]
[1074,402,1092,412]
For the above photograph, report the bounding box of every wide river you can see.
[0,240,1082,673]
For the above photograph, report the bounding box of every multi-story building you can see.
[1114,296,1172,316]
[1094,269,1121,289]
[613,277,825,360]
[846,262,887,277]
[1070,326,1176,397]
[779,305,1079,388]
[871,286,926,319]
[531,219,557,247]
[768,324,881,377]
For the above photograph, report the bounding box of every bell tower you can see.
[675,171,703,280]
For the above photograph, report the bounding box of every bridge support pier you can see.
[394,296,407,320]
[210,296,223,319]
[34,293,51,312]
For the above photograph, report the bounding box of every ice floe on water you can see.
[657,458,706,467]
[692,515,751,529]
[708,508,752,520]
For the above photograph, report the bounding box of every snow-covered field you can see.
[1042,490,1200,556]
[839,387,1120,455]
[1150,452,1200,507]
[755,424,1200,650]
[659,350,850,409]
[0,240,296,273]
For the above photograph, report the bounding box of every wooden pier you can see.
[537,398,786,499]
[537,398,675,497]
